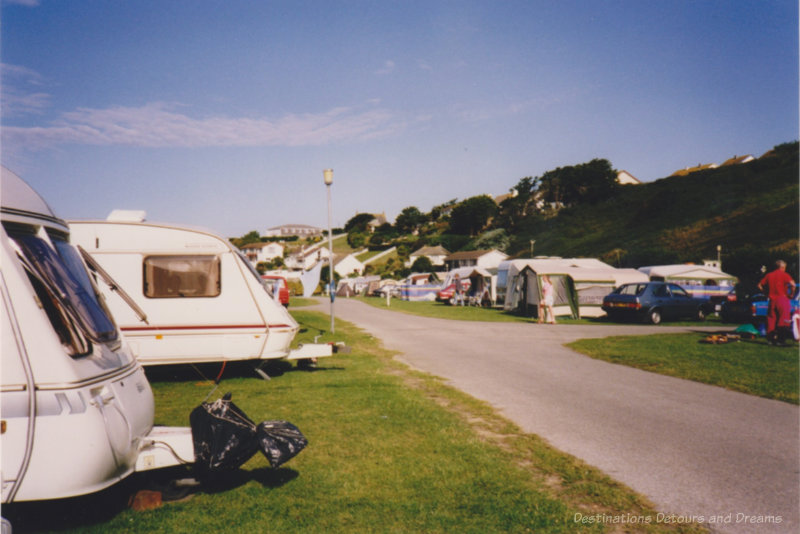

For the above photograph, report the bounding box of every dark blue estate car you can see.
[602,282,712,324]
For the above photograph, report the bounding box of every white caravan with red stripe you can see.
[1,167,192,512]
[69,214,325,367]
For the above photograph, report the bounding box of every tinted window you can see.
[668,284,689,297]
[653,284,670,297]
[9,229,118,350]
[618,284,646,296]
[144,256,221,298]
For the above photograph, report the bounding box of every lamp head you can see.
[323,168,334,185]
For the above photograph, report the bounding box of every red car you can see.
[262,275,290,307]
[437,279,471,304]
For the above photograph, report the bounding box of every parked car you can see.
[437,280,471,304]
[262,275,290,307]
[719,288,762,324]
[602,282,712,324]
[720,287,800,327]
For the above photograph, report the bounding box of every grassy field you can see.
[568,333,799,404]
[6,310,705,534]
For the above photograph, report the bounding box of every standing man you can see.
[758,260,796,345]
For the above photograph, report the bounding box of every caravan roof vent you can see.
[107,210,147,222]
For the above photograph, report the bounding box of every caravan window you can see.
[144,255,221,298]
[5,225,118,355]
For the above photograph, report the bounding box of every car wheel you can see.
[648,309,662,325]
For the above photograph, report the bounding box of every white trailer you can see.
[1,167,192,512]
[69,214,331,369]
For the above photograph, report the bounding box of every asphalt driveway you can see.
[311,298,799,534]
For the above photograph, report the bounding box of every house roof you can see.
[444,249,506,261]
[267,223,322,231]
[670,163,718,177]
[240,242,281,250]
[290,243,327,259]
[333,253,365,267]
[411,245,450,257]
[617,170,641,185]
[493,190,519,204]
[720,155,754,166]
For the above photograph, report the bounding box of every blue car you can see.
[720,288,799,329]
[602,282,712,324]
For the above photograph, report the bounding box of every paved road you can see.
[310,298,799,533]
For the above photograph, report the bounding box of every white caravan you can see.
[69,214,331,368]
[1,168,192,509]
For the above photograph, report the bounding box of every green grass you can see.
[568,333,799,404]
[6,311,705,534]
[288,297,318,307]
[359,295,557,323]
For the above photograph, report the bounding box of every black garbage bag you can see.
[190,393,308,476]
[190,393,259,475]
[256,421,308,468]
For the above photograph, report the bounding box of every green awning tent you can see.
[504,266,579,319]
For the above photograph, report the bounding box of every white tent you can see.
[638,264,737,285]
[638,264,737,302]
[499,258,649,317]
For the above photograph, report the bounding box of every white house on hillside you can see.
[285,244,331,270]
[444,249,508,271]
[406,245,450,268]
[334,253,365,278]
[617,170,641,185]
[240,242,284,265]
[265,223,323,238]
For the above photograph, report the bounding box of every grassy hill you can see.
[499,142,798,285]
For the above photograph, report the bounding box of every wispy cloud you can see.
[375,60,396,75]
[1,63,51,117]
[2,0,41,6]
[2,101,407,150]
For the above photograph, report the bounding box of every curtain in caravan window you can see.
[144,256,221,298]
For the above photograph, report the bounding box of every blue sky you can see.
[2,0,797,237]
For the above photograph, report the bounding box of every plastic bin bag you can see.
[190,393,308,476]
[257,421,308,468]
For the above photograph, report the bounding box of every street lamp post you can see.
[323,169,335,334]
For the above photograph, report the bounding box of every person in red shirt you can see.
[758,260,797,345]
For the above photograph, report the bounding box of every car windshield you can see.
[11,230,118,344]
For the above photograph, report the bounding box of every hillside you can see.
[500,142,798,285]
[239,142,797,286]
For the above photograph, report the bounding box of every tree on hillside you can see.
[345,213,375,233]
[538,158,618,208]
[430,199,458,221]
[231,230,261,248]
[395,206,428,234]
[410,255,434,273]
[449,195,498,236]
[493,176,540,231]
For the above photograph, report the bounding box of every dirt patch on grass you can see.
[386,356,707,533]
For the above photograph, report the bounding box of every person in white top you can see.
[538,275,556,324]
